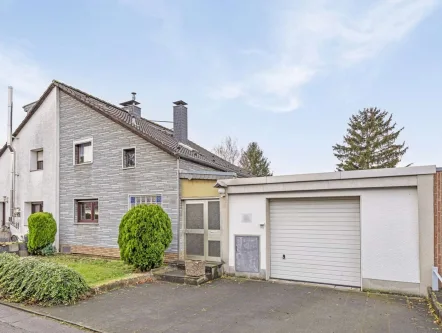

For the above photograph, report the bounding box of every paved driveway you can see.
[34,279,438,333]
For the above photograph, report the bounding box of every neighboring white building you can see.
[0,86,60,244]
[216,166,435,296]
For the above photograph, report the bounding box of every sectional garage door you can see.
[270,198,361,287]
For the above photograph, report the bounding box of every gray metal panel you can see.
[235,235,260,273]
[270,198,361,287]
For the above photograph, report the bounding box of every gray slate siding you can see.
[179,159,218,172]
[59,92,179,252]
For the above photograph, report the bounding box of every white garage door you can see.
[270,198,361,287]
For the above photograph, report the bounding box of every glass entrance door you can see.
[184,200,221,262]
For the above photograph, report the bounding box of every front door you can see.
[184,200,221,262]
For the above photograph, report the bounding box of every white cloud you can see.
[212,0,439,112]
[0,43,49,142]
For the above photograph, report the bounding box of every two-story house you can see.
[0,80,248,262]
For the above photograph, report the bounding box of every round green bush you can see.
[0,254,89,305]
[27,212,57,255]
[118,204,172,271]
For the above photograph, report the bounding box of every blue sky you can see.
[0,0,441,175]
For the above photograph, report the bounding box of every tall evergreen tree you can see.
[332,107,408,171]
[239,142,272,176]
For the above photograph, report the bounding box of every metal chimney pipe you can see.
[7,87,12,146]
[7,86,16,228]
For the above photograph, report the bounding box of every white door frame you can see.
[184,199,221,262]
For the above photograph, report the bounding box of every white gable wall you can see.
[0,87,59,241]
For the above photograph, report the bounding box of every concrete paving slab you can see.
[29,279,440,333]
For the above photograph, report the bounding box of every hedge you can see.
[27,212,57,255]
[0,253,89,305]
[118,204,172,271]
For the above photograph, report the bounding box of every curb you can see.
[0,300,107,333]
[91,272,154,294]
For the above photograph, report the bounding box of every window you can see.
[30,149,43,171]
[31,202,43,214]
[128,195,161,209]
[73,139,93,165]
[77,200,99,223]
[36,150,43,170]
[123,148,136,169]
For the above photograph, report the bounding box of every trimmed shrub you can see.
[0,253,89,305]
[118,204,172,271]
[41,244,56,256]
[27,212,57,255]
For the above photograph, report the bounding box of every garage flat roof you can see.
[216,165,436,187]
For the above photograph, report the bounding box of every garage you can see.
[219,166,436,296]
[270,198,361,287]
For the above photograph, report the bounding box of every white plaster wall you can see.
[0,151,11,221]
[228,187,420,284]
[0,88,58,236]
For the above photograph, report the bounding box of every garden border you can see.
[91,271,154,294]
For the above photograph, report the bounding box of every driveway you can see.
[33,279,438,333]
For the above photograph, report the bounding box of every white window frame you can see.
[122,147,136,169]
[29,148,44,171]
[73,138,93,165]
[127,194,162,210]
[36,150,44,170]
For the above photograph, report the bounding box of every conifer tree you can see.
[239,142,272,176]
[333,107,408,171]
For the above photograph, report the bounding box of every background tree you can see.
[332,107,408,171]
[239,142,272,176]
[213,136,240,165]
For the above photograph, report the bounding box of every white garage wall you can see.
[228,187,420,284]
[361,188,419,283]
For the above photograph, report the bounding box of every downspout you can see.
[7,86,16,228]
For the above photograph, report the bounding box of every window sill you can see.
[122,166,136,170]
[74,162,93,166]
[74,223,99,226]
[30,169,43,172]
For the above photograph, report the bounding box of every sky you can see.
[0,0,441,175]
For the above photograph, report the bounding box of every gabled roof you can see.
[0,80,250,177]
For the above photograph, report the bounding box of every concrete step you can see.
[153,269,209,286]
[170,260,224,280]
[153,260,224,286]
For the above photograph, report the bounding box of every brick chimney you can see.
[120,92,141,118]
[173,100,188,142]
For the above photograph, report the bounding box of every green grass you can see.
[42,255,136,286]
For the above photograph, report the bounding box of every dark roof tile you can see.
[1,80,250,177]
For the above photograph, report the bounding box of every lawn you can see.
[42,255,136,286]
